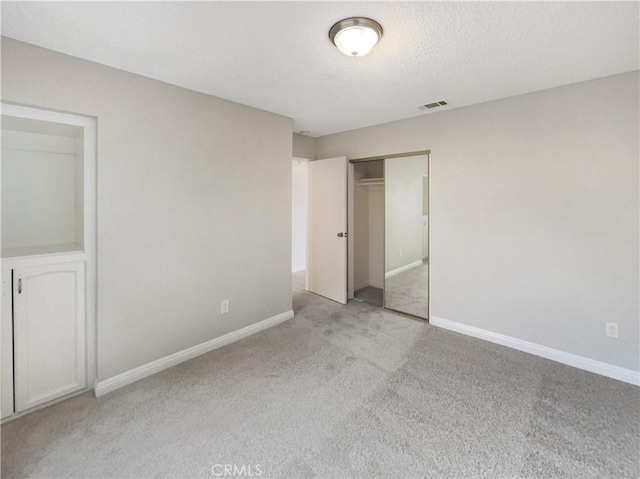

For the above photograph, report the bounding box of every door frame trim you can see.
[349,149,431,163]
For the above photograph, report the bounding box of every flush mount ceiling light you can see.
[329,17,383,57]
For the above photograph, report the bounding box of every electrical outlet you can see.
[221,299,230,314]
[605,322,618,338]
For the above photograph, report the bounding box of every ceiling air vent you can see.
[418,100,448,110]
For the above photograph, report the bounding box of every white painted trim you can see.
[305,161,310,293]
[1,387,89,424]
[96,310,294,397]
[427,153,431,320]
[347,161,355,300]
[2,102,95,128]
[292,266,306,273]
[354,280,370,291]
[385,259,423,279]
[430,316,640,386]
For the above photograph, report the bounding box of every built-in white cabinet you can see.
[13,261,86,412]
[1,103,96,420]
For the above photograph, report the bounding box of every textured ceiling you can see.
[2,2,639,137]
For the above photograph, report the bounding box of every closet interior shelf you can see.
[357,178,384,187]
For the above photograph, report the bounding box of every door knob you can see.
[337,232,347,238]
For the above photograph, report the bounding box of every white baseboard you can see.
[96,310,295,397]
[292,266,305,273]
[430,316,640,386]
[385,260,423,279]
[354,280,370,291]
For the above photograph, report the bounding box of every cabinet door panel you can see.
[1,266,14,418]
[13,261,86,412]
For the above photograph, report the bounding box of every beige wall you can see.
[291,159,308,272]
[2,38,293,381]
[292,133,315,159]
[317,71,640,372]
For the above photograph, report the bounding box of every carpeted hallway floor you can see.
[1,273,638,478]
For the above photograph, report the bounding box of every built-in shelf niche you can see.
[1,115,85,259]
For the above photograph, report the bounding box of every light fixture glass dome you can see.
[329,17,383,57]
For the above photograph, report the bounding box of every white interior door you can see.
[13,261,86,412]
[308,156,348,304]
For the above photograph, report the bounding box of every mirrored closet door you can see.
[384,154,429,319]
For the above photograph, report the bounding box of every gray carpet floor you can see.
[354,286,384,308]
[385,261,428,318]
[1,271,638,478]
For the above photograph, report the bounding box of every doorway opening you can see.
[306,151,430,320]
[291,157,309,295]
